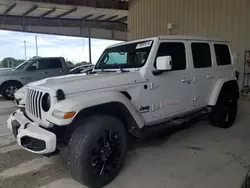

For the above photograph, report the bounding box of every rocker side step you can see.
[138,109,208,139]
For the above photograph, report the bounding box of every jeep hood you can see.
[29,71,146,96]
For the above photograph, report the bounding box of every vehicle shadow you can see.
[0,96,5,101]
[128,116,208,150]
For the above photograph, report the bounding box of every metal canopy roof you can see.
[20,0,128,10]
[0,0,128,40]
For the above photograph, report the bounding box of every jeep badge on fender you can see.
[139,105,150,113]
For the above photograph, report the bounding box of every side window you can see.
[36,59,50,70]
[35,59,62,70]
[191,43,212,68]
[49,59,63,69]
[214,44,232,65]
[135,52,149,65]
[155,42,186,71]
[29,61,39,70]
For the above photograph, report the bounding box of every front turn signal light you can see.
[63,111,76,119]
[52,110,76,119]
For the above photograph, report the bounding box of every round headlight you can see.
[42,93,51,112]
[56,89,65,101]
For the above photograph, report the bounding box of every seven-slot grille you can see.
[26,89,43,119]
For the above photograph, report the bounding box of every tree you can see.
[66,61,75,68]
[0,57,25,68]
[1,57,16,68]
[75,61,90,67]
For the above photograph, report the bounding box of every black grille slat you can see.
[32,90,36,116]
[30,90,34,116]
[38,92,43,119]
[33,91,37,117]
[29,90,32,113]
[34,91,39,118]
[26,89,30,111]
[34,91,38,117]
[36,91,40,117]
[31,90,34,116]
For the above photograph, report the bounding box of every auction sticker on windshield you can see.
[136,41,152,49]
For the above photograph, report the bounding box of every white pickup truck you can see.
[7,36,239,188]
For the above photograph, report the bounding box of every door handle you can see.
[181,78,191,83]
[206,75,214,79]
[42,71,48,74]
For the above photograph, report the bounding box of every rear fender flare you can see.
[208,78,239,106]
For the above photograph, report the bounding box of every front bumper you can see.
[14,99,25,108]
[7,110,56,154]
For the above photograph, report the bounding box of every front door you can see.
[149,41,192,118]
[189,42,215,107]
[23,60,48,84]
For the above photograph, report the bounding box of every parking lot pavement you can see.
[0,98,250,188]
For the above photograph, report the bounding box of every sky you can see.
[0,30,122,64]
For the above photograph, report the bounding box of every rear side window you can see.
[155,42,186,71]
[49,59,63,69]
[191,43,212,68]
[214,44,232,65]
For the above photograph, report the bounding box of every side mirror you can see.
[27,66,36,71]
[156,56,172,71]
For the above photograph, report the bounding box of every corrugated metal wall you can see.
[128,0,250,85]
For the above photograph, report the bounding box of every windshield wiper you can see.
[98,63,129,73]
[114,63,129,73]
[99,68,116,73]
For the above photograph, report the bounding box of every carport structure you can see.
[0,0,128,62]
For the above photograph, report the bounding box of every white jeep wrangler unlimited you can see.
[7,36,239,187]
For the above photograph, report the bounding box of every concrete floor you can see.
[0,98,249,188]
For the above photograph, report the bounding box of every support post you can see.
[35,36,38,56]
[88,27,92,63]
[24,40,27,60]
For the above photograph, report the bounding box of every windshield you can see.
[95,40,153,70]
[15,60,32,70]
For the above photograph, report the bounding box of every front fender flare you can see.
[49,91,145,128]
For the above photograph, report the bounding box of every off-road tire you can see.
[68,115,127,188]
[242,171,250,188]
[209,98,238,128]
[1,81,22,100]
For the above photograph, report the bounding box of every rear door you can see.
[189,42,215,107]
[42,58,66,77]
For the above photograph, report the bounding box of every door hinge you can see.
[150,82,159,90]
[193,95,197,101]
[192,77,196,83]
[151,104,160,111]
